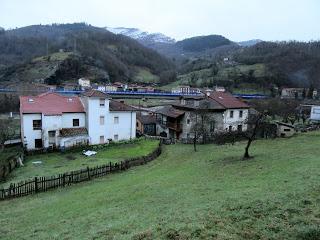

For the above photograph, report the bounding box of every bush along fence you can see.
[0,143,162,201]
[0,150,24,182]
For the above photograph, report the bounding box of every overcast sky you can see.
[1,0,319,41]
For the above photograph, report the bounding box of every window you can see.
[73,119,79,127]
[237,125,243,132]
[228,126,232,132]
[114,116,119,124]
[34,139,43,148]
[48,131,56,138]
[187,119,190,125]
[284,128,291,132]
[100,136,104,144]
[239,111,243,118]
[187,133,190,138]
[99,98,105,107]
[210,122,215,132]
[33,120,41,130]
[230,111,234,118]
[100,116,105,125]
[114,134,119,140]
[136,122,139,127]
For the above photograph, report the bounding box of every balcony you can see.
[166,122,182,132]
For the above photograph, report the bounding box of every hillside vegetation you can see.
[176,35,232,52]
[1,132,320,239]
[0,23,175,85]
[177,41,320,90]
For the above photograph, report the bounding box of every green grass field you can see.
[169,63,270,93]
[133,67,160,83]
[0,140,159,187]
[1,132,320,239]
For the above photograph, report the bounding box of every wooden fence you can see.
[0,144,162,201]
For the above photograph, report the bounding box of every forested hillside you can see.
[0,23,175,85]
[176,35,232,52]
[234,41,320,88]
[173,41,320,91]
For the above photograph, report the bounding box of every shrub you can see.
[296,226,320,240]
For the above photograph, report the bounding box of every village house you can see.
[105,84,119,92]
[78,78,91,89]
[151,91,249,140]
[20,90,136,151]
[154,105,185,139]
[172,86,201,95]
[281,88,317,99]
[208,91,249,132]
[310,105,320,121]
[20,92,88,150]
[172,98,225,141]
[275,122,295,137]
[136,113,157,136]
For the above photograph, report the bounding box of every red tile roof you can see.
[109,100,136,112]
[20,92,85,115]
[82,89,110,98]
[208,92,249,109]
[156,105,185,118]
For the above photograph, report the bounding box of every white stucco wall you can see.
[310,106,320,121]
[61,113,86,128]
[223,109,248,131]
[82,97,109,145]
[42,115,62,148]
[108,111,136,141]
[21,113,42,150]
[22,112,86,150]
[60,135,89,148]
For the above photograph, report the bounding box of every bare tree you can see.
[0,119,16,149]
[189,106,216,152]
[243,113,266,159]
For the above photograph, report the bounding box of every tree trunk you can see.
[193,136,197,152]
[243,138,252,159]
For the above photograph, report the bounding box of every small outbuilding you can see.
[275,122,295,137]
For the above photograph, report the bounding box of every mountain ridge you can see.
[0,23,175,86]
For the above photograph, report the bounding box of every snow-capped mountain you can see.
[106,27,176,45]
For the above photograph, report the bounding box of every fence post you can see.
[109,162,112,172]
[35,177,38,193]
[62,174,66,187]
[71,172,74,183]
[87,167,90,180]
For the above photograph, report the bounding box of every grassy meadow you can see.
[0,139,159,188]
[1,132,320,239]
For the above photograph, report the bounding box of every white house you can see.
[310,105,320,121]
[209,91,249,132]
[108,100,136,141]
[20,90,136,151]
[20,93,88,150]
[80,90,136,144]
[78,78,91,89]
[172,86,201,95]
